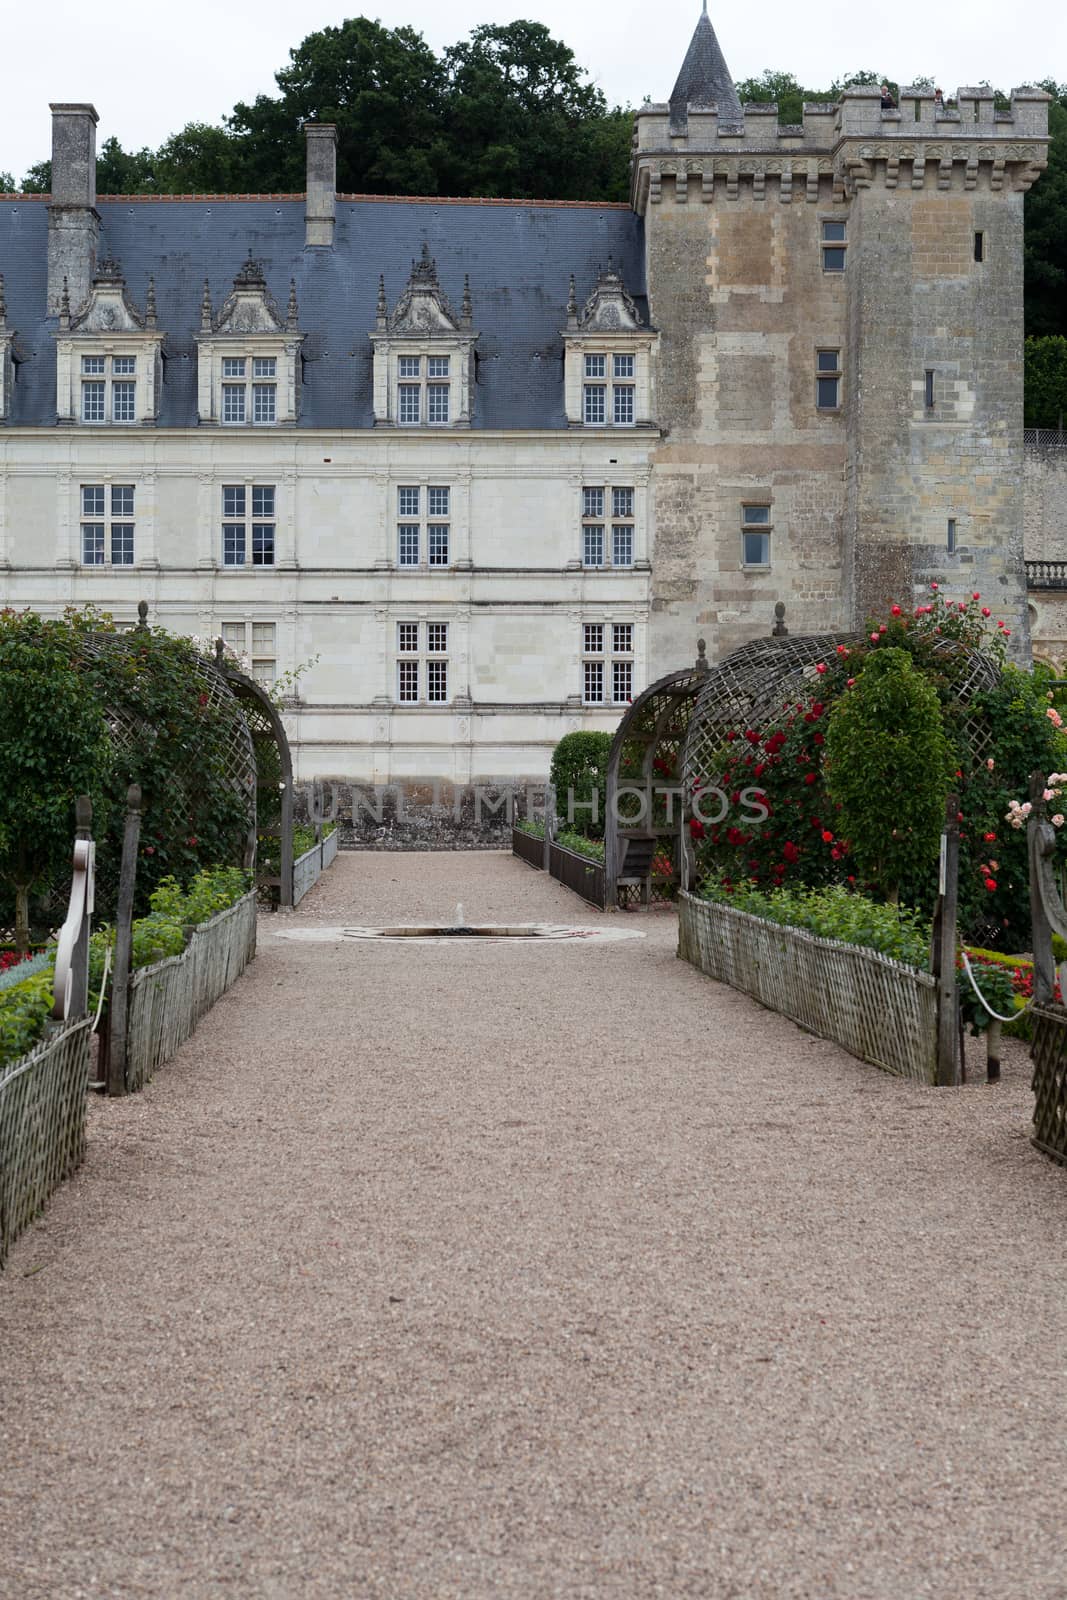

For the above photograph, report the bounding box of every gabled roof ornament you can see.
[575,261,645,332]
[411,241,438,286]
[0,274,6,332]
[59,276,71,330]
[200,278,213,332]
[460,274,473,328]
[234,257,267,289]
[286,278,299,331]
[145,276,157,329]
[566,274,578,329]
[376,274,388,330]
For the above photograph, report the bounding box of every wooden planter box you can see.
[549,842,606,910]
[1030,1004,1067,1166]
[511,826,545,871]
[678,893,938,1083]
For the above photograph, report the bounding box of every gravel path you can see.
[2,851,1067,1599]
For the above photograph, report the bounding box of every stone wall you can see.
[294,779,548,850]
[643,177,848,679]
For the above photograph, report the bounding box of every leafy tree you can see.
[825,648,952,900]
[735,71,819,124]
[0,610,114,951]
[229,18,449,194]
[1024,335,1067,427]
[0,171,15,193]
[1025,84,1067,336]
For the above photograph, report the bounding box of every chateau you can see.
[0,10,1053,786]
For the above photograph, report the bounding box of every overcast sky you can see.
[4,0,1064,181]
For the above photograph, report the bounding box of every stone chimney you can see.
[47,103,99,317]
[304,124,337,247]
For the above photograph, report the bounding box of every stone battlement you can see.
[634,84,1050,156]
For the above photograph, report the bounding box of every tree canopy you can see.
[3,23,1064,329]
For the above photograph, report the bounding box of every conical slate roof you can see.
[669,5,742,130]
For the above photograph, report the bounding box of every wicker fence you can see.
[0,1019,91,1267]
[293,828,340,906]
[678,894,939,1083]
[123,891,258,1093]
[1030,1004,1067,1166]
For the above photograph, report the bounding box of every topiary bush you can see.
[824,648,953,902]
[549,731,612,838]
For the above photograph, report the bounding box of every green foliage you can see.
[825,648,952,898]
[0,171,15,193]
[0,970,56,1069]
[555,828,605,862]
[549,731,613,839]
[701,876,931,967]
[1025,85,1067,337]
[1024,335,1067,427]
[692,692,849,893]
[0,609,114,949]
[72,615,254,912]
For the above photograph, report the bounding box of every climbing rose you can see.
[982,607,991,618]
[870,633,879,643]
[891,604,901,616]
[821,830,834,843]
[973,592,981,600]
[804,773,817,785]
[1054,815,1066,829]
[984,832,996,842]
[815,663,827,674]
[985,878,997,892]
[931,582,939,591]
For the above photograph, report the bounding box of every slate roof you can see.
[0,196,646,429]
[669,6,742,129]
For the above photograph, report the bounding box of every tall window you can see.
[80,482,135,566]
[582,485,635,569]
[816,349,842,410]
[80,353,138,424]
[222,484,276,567]
[582,621,634,704]
[221,355,277,425]
[221,621,277,686]
[742,504,771,567]
[583,353,637,427]
[396,484,450,569]
[397,354,451,426]
[821,220,847,272]
[396,621,449,703]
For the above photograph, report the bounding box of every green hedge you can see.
[700,877,932,967]
[1,866,250,1072]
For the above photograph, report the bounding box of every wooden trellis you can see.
[604,643,710,908]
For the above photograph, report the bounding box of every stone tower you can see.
[634,8,1050,672]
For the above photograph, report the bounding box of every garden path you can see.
[2,851,1067,1599]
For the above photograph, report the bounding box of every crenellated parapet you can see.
[632,84,1050,211]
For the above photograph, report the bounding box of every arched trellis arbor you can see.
[76,609,258,914]
[679,627,1001,889]
[214,641,296,910]
[604,642,710,908]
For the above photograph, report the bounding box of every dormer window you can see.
[371,247,476,429]
[55,261,164,428]
[195,261,302,428]
[562,265,657,430]
[80,353,138,422]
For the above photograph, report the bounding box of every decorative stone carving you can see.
[369,244,479,428]
[194,258,304,426]
[54,258,165,426]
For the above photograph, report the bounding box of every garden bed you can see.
[120,890,258,1094]
[293,826,339,906]
[0,1019,91,1267]
[678,893,938,1083]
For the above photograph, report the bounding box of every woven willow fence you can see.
[678,895,938,1083]
[0,1020,91,1266]
[123,891,257,1093]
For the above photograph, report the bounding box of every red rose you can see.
[822,830,834,843]
[891,604,901,617]
[985,878,997,892]
[804,773,817,785]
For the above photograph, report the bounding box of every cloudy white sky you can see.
[4,0,1065,181]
